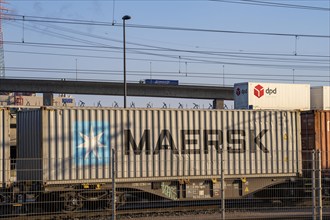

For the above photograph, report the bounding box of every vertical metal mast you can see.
[0,0,9,78]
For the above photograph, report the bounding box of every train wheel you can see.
[104,193,114,211]
[117,193,126,209]
[62,192,83,212]
[105,192,125,211]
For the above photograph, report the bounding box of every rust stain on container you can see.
[301,111,330,176]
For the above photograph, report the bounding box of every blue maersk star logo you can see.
[78,127,105,158]
[74,121,110,166]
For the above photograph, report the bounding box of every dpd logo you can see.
[254,84,264,98]
[266,87,277,95]
[254,84,277,98]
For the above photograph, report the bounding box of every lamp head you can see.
[122,15,131,20]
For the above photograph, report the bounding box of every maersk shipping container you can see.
[0,108,10,188]
[301,111,330,177]
[17,107,302,185]
[311,86,330,110]
[234,82,310,110]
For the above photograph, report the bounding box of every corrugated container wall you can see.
[234,82,310,110]
[301,111,330,177]
[0,108,10,187]
[311,86,330,110]
[17,107,302,185]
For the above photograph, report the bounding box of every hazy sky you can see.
[3,0,330,107]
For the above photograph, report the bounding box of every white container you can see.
[17,107,302,186]
[234,82,310,110]
[311,86,330,110]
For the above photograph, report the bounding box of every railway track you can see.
[4,207,330,220]
[2,199,330,220]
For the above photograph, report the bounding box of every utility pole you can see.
[122,15,131,108]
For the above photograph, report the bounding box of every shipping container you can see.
[17,107,302,186]
[301,111,330,177]
[14,95,43,106]
[311,86,330,110]
[234,82,310,110]
[0,108,10,188]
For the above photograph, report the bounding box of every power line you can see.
[21,20,330,61]
[6,66,330,78]
[5,16,329,72]
[6,40,329,59]
[6,49,329,64]
[5,66,330,84]
[5,42,329,70]
[6,19,330,62]
[6,19,330,59]
[210,0,330,11]
[122,23,330,38]
[5,39,330,71]
[9,20,112,47]
[6,14,330,38]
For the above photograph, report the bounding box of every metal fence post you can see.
[221,149,225,220]
[112,148,116,220]
[317,150,322,220]
[312,150,316,220]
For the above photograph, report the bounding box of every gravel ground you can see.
[115,208,330,220]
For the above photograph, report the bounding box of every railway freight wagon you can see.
[16,107,302,211]
[0,108,11,208]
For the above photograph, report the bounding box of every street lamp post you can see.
[122,15,131,108]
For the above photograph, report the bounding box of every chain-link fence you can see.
[0,149,329,220]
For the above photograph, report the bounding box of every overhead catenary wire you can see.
[5,66,330,84]
[6,0,330,10]
[6,14,330,39]
[9,14,329,61]
[209,0,330,11]
[3,12,329,82]
[6,20,330,60]
[5,20,329,72]
[6,66,330,78]
[5,43,329,71]
[5,75,328,85]
[5,21,330,71]
[11,20,113,47]
[5,40,330,63]
[16,20,330,61]
[6,14,330,63]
